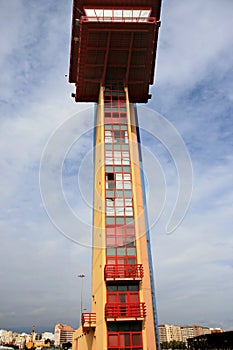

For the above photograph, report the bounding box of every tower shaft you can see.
[73,85,159,349]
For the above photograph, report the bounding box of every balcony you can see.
[104,264,144,281]
[82,313,96,331]
[105,302,146,321]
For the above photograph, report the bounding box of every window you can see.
[106,173,115,189]
[107,322,143,349]
[84,7,151,23]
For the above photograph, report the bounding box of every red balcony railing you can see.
[82,313,96,330]
[105,302,146,320]
[104,264,144,280]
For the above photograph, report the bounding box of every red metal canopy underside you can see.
[71,19,158,102]
[69,0,162,103]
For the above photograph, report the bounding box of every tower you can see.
[69,1,162,349]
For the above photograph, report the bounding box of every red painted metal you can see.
[104,264,143,279]
[82,313,96,330]
[105,302,146,319]
[69,0,162,102]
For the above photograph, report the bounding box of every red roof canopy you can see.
[69,0,162,102]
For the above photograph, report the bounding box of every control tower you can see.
[69,0,162,349]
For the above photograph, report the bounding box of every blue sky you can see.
[0,0,233,333]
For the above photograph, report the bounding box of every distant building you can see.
[54,324,74,346]
[42,332,55,341]
[158,324,213,344]
[159,324,183,343]
[181,325,211,343]
[210,327,225,333]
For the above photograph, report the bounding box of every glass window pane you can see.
[114,158,121,165]
[106,207,115,216]
[122,152,129,157]
[118,257,126,265]
[119,333,130,346]
[107,181,115,189]
[116,181,123,189]
[114,151,121,157]
[116,173,122,180]
[115,166,122,172]
[113,144,121,150]
[124,237,135,246]
[116,217,124,224]
[117,247,126,256]
[131,323,142,331]
[132,334,142,346]
[129,293,139,303]
[121,144,128,150]
[108,334,118,346]
[107,285,117,291]
[116,207,124,216]
[107,247,116,255]
[105,124,112,130]
[106,199,114,207]
[125,199,132,206]
[116,190,123,197]
[125,207,133,216]
[106,217,114,225]
[107,236,115,246]
[107,323,118,331]
[106,190,114,197]
[124,182,131,189]
[128,285,138,291]
[127,247,136,256]
[95,9,103,17]
[124,190,132,197]
[105,157,113,164]
[128,258,136,264]
[115,198,123,206]
[85,9,95,16]
[141,10,150,18]
[133,10,140,18]
[126,217,134,224]
[123,174,130,180]
[116,236,124,246]
[104,9,112,17]
[106,227,115,234]
[105,166,113,172]
[114,9,122,17]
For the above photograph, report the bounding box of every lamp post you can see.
[78,274,85,326]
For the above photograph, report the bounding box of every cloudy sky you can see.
[0,0,233,334]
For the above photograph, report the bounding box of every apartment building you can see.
[159,324,183,343]
[54,324,74,346]
[181,325,211,343]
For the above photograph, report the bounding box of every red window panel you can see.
[107,331,143,349]
[120,333,130,346]
[108,334,118,346]
[107,286,139,304]
[132,334,142,346]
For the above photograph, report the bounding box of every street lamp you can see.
[78,274,85,326]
